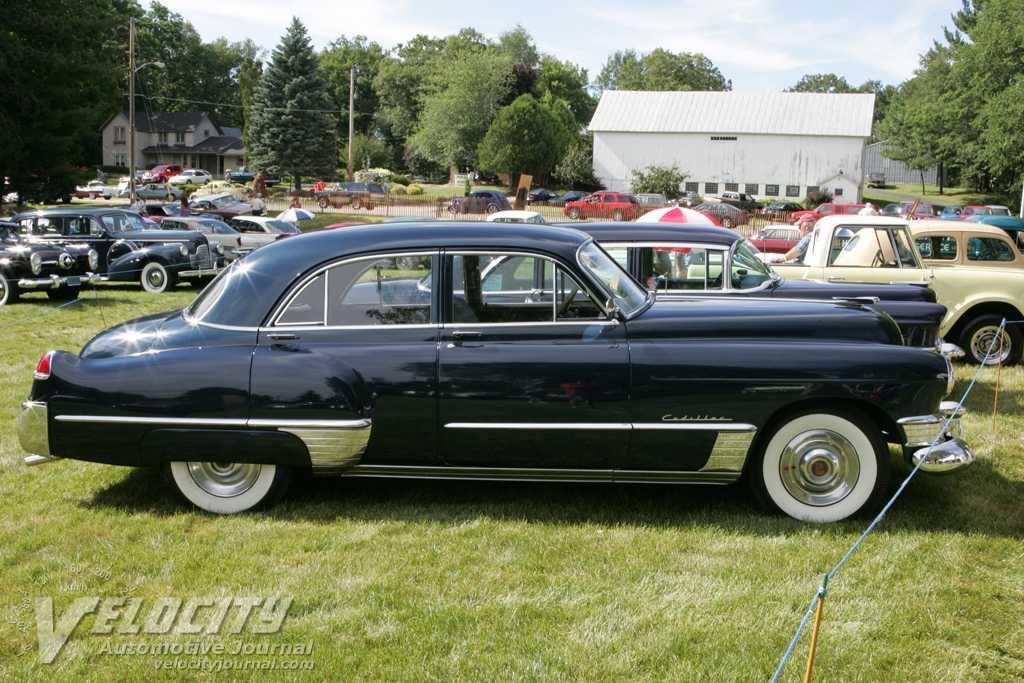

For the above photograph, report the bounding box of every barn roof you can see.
[590,91,875,138]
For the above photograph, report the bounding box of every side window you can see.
[34,217,63,236]
[277,254,434,327]
[451,253,600,324]
[967,237,1014,262]
[639,247,722,291]
[101,216,116,232]
[916,235,956,260]
[67,217,89,235]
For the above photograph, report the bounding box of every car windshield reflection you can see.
[577,242,648,317]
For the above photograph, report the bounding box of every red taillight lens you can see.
[34,351,54,379]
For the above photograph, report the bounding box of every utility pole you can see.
[347,68,354,182]
[128,17,136,203]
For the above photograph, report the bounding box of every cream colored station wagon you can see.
[772,215,1024,366]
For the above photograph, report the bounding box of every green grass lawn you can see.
[1,285,1023,681]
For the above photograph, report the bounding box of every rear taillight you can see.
[34,351,54,380]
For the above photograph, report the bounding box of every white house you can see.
[99,111,245,178]
[589,91,876,203]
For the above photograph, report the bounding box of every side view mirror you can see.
[604,299,621,320]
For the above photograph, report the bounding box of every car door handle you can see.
[451,330,482,338]
[267,333,299,341]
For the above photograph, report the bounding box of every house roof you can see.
[102,110,225,135]
[590,91,876,138]
[141,136,245,156]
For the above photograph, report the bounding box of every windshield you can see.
[577,242,648,317]
[265,220,301,234]
[732,240,776,288]
[211,196,240,209]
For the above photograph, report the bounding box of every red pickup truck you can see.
[792,203,865,223]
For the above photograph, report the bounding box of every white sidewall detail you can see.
[760,413,879,523]
[168,461,278,514]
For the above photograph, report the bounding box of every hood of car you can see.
[632,297,903,347]
[774,278,937,303]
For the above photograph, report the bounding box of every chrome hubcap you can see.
[971,326,1009,364]
[146,268,165,288]
[779,429,860,506]
[187,462,261,498]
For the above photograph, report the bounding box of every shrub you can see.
[804,187,834,208]
[405,184,424,196]
[390,184,408,195]
[630,163,688,199]
[390,173,411,185]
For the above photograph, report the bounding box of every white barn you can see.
[589,91,875,203]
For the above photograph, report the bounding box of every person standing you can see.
[251,193,266,215]
[180,195,191,217]
[290,196,302,209]
[858,203,879,216]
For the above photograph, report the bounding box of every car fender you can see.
[107,244,183,279]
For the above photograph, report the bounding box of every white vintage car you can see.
[771,215,1024,366]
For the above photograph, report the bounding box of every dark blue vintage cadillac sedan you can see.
[18,223,973,521]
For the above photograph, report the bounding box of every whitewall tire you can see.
[163,461,292,514]
[750,408,890,522]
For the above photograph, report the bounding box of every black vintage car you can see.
[11,207,226,293]
[316,182,388,210]
[448,190,512,215]
[0,221,98,305]
[570,223,948,350]
[18,223,973,521]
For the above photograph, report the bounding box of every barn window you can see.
[704,182,718,194]
[745,184,758,195]
[710,136,737,141]
[685,182,699,192]
[725,183,739,192]
[785,185,800,197]
[834,188,844,197]
[765,185,779,196]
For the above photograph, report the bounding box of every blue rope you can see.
[769,319,1004,682]
[0,290,178,332]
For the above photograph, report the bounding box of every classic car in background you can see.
[0,220,98,305]
[771,215,1024,365]
[168,169,213,186]
[747,225,801,253]
[224,166,280,186]
[448,190,512,215]
[159,216,247,261]
[228,215,302,252]
[119,183,184,200]
[566,222,948,350]
[315,182,388,210]
[910,220,1024,269]
[19,222,972,522]
[11,207,225,293]
[74,180,117,200]
[189,193,263,219]
[486,210,547,224]
[691,203,747,229]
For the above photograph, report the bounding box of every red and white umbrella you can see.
[637,206,721,226]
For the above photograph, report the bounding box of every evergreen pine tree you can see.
[247,18,337,192]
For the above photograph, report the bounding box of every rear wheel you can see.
[318,197,328,209]
[163,461,292,514]
[352,197,363,210]
[486,204,499,214]
[720,217,734,229]
[750,407,890,522]
[611,209,624,221]
[140,262,177,294]
[0,273,19,306]
[448,203,460,215]
[959,314,1023,366]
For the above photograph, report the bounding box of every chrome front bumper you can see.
[18,273,100,291]
[898,401,974,474]
[19,401,60,466]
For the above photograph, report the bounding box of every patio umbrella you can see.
[636,206,721,226]
[277,207,315,223]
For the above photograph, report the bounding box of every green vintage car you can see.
[771,215,1024,365]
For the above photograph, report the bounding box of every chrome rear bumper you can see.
[18,401,59,466]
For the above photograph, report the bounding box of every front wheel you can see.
[721,217,734,229]
[567,207,581,220]
[959,314,1022,366]
[750,407,890,522]
[318,197,328,209]
[0,273,19,306]
[486,204,499,214]
[611,209,624,221]
[448,203,460,215]
[140,262,177,294]
[352,197,363,210]
[163,462,292,514]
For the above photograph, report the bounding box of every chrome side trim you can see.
[346,464,613,482]
[19,401,51,460]
[445,422,631,430]
[701,430,757,473]
[248,419,371,429]
[278,424,372,474]
[614,470,742,484]
[25,454,62,467]
[634,423,757,431]
[55,415,251,426]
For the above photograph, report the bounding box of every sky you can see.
[150,0,964,93]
